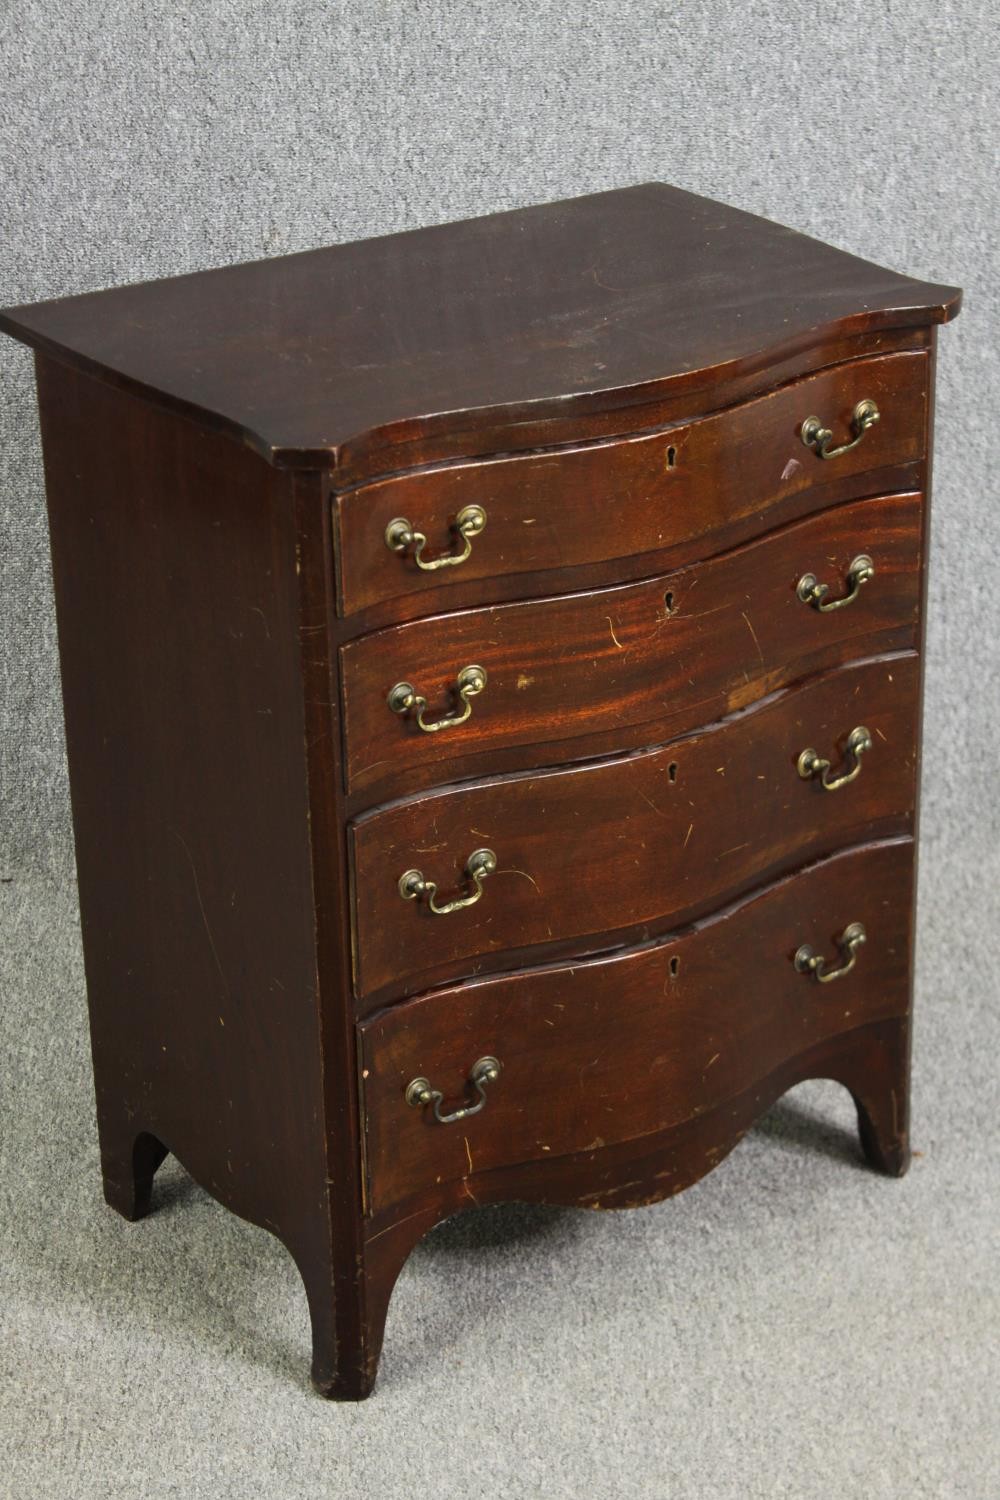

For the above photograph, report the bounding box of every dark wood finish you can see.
[337,458,929,646]
[358,1012,914,1371]
[2,185,958,1399]
[360,840,914,1215]
[0,185,958,477]
[31,354,342,1312]
[351,654,918,1003]
[336,350,928,616]
[342,491,921,801]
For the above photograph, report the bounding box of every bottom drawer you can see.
[359,839,914,1216]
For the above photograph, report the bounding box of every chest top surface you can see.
[1,183,958,474]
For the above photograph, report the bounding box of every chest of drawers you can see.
[1,184,960,1399]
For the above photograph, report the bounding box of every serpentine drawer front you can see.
[0,183,959,1399]
[351,654,919,1003]
[334,350,929,618]
[342,491,922,799]
[359,840,915,1215]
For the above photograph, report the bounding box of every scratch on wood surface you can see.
[683,822,694,847]
[705,1052,720,1069]
[366,1203,433,1246]
[683,602,731,620]
[355,757,392,780]
[740,609,765,665]
[590,265,624,293]
[463,1136,474,1175]
[249,605,272,640]
[637,788,666,817]
[504,867,540,890]
[607,615,623,649]
[875,727,888,742]
[169,827,230,997]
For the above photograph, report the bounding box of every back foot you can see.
[101,1128,169,1220]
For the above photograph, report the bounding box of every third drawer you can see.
[351,652,919,1003]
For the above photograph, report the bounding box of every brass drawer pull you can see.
[388,665,486,733]
[405,1055,502,1125]
[797,553,874,612]
[398,847,497,915]
[797,725,872,791]
[795,922,867,984]
[800,398,880,460]
[385,504,487,571]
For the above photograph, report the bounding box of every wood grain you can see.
[336,350,928,615]
[342,491,922,802]
[0,184,958,476]
[359,839,914,1215]
[360,1014,914,1308]
[352,654,917,1002]
[33,356,335,1268]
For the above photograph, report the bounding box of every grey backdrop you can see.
[2,4,998,1498]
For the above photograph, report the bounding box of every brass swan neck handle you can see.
[405,1057,502,1125]
[797,726,873,791]
[388,665,486,734]
[801,398,880,461]
[797,554,874,613]
[385,504,486,571]
[398,848,497,916]
[795,922,867,984]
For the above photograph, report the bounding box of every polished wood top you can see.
[1,183,960,472]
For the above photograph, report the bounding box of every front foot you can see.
[857,1104,911,1177]
[847,1017,912,1178]
[294,1238,396,1402]
[311,1361,379,1402]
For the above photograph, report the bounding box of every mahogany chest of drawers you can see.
[1,184,960,1399]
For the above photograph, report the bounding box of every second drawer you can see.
[341,491,922,801]
[351,653,919,1002]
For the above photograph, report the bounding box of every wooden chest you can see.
[0,184,960,1398]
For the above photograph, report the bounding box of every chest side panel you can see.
[35,355,330,1245]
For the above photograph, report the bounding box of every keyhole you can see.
[668,762,678,783]
[664,591,675,614]
[666,445,677,469]
[669,956,681,978]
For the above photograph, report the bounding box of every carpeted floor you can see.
[1,853,996,1500]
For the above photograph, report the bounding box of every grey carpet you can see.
[2,1,999,1495]
[2,856,997,1499]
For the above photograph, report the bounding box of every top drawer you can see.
[333,350,928,617]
